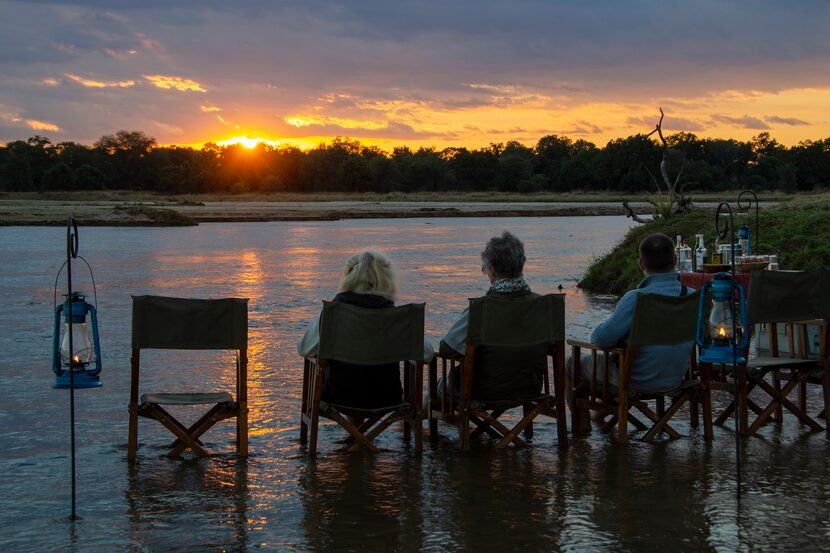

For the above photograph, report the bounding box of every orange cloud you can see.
[285,114,388,130]
[144,75,206,92]
[200,105,221,112]
[65,73,135,88]
[27,119,60,131]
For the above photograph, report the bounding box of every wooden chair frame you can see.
[427,293,568,451]
[428,343,568,450]
[568,341,710,443]
[127,296,249,462]
[300,358,423,454]
[299,301,426,455]
[705,319,828,436]
[568,292,707,443]
[704,268,830,436]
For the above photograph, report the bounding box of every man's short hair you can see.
[639,233,676,272]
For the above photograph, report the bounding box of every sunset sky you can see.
[1,1,829,151]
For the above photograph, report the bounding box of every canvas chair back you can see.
[747,268,829,325]
[132,295,248,350]
[466,293,565,347]
[318,301,425,364]
[627,291,700,347]
[128,295,249,461]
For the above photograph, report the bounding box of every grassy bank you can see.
[579,196,830,295]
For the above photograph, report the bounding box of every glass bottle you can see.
[680,239,693,272]
[694,234,707,271]
[674,235,683,272]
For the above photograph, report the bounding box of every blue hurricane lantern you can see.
[696,272,748,364]
[52,291,102,389]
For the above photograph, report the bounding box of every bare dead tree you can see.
[622,107,692,222]
[646,107,691,215]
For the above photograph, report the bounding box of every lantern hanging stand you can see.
[696,201,748,501]
[51,218,102,520]
[737,189,760,253]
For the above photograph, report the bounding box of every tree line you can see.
[1,130,829,194]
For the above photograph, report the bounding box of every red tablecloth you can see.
[680,271,752,292]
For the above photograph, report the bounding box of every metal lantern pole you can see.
[738,190,759,252]
[66,218,79,520]
[714,202,742,500]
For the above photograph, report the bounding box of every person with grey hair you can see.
[438,231,548,400]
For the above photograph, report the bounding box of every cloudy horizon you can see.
[1,0,829,150]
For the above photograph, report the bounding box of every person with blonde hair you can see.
[298,250,406,408]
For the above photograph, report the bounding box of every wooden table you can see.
[679,271,752,292]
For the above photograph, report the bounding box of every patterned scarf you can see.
[488,277,530,294]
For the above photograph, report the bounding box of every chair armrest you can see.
[566,339,625,355]
[566,339,595,350]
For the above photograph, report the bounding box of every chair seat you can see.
[473,394,551,411]
[637,379,700,400]
[322,401,410,418]
[746,356,821,378]
[141,392,233,405]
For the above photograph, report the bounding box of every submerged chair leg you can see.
[128,349,140,462]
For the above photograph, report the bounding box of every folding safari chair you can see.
[568,291,708,443]
[710,268,829,436]
[300,301,426,455]
[428,293,568,451]
[127,295,249,461]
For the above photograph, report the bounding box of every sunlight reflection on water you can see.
[1,217,829,552]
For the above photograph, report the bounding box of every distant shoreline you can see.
[0,191,787,226]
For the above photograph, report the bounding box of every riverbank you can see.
[579,195,830,295]
[0,190,790,226]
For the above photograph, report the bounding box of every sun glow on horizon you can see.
[216,135,283,149]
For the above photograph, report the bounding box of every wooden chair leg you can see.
[428,358,438,442]
[554,346,568,450]
[752,378,823,433]
[144,404,209,458]
[300,359,310,444]
[459,404,471,451]
[737,366,750,436]
[127,401,139,462]
[329,410,381,454]
[470,410,504,439]
[522,403,534,440]
[773,371,783,422]
[824,366,830,433]
[689,394,699,428]
[169,404,237,458]
[617,400,628,443]
[414,407,423,453]
[642,394,688,442]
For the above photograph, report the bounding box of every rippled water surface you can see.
[1,217,829,552]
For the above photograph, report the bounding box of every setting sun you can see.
[217,135,282,149]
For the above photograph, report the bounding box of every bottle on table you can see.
[694,234,707,271]
[674,234,683,272]
[712,236,722,264]
[680,239,693,272]
[739,225,751,257]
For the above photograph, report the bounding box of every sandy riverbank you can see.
[0,191,785,226]
[0,197,648,226]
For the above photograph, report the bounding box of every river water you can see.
[1,217,828,552]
